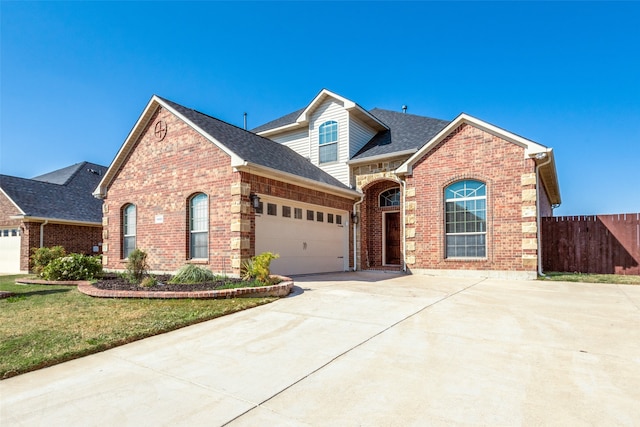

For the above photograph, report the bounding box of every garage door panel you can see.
[0,233,21,274]
[255,200,348,276]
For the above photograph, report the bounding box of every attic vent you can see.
[87,168,101,175]
[402,105,407,114]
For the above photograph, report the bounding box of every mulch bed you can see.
[93,274,255,292]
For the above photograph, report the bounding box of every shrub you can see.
[140,276,158,288]
[31,246,66,276]
[169,264,215,284]
[242,252,279,284]
[125,249,148,284]
[41,253,103,281]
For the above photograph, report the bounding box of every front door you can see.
[384,212,401,265]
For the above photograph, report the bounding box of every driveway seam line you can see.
[222,277,487,426]
[616,284,640,312]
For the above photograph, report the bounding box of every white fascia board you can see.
[396,113,550,175]
[255,122,303,137]
[347,149,417,165]
[0,187,25,215]
[93,95,244,199]
[235,162,362,200]
[296,89,356,124]
[11,215,101,227]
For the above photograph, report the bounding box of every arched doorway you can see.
[360,180,402,269]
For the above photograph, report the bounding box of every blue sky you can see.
[1,1,638,216]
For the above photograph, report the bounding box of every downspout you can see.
[352,194,365,271]
[534,152,552,277]
[400,178,407,273]
[39,220,49,248]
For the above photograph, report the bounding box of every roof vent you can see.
[87,168,101,175]
[402,105,407,114]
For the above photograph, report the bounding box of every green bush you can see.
[31,246,66,276]
[169,264,215,284]
[125,249,148,284]
[242,252,279,284]
[140,276,158,288]
[41,253,103,281]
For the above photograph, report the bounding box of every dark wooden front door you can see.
[385,212,401,265]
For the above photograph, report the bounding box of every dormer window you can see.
[319,121,338,163]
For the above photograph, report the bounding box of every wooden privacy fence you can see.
[542,213,640,275]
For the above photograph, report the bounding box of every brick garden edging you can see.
[15,276,294,299]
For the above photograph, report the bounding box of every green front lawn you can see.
[0,275,276,379]
[540,272,640,285]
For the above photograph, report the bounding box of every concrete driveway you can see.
[2,272,640,426]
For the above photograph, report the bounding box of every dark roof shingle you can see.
[351,109,450,160]
[161,98,350,189]
[1,162,107,223]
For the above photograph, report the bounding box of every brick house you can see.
[95,90,560,279]
[0,162,107,273]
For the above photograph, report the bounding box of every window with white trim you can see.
[445,180,486,258]
[190,193,208,259]
[123,204,136,259]
[318,121,338,163]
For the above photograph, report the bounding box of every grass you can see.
[0,275,277,380]
[540,272,640,285]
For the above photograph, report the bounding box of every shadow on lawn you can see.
[12,288,72,298]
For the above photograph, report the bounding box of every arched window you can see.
[122,204,136,259]
[318,121,338,163]
[189,193,208,259]
[445,180,486,258]
[379,188,400,207]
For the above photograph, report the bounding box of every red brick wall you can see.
[20,221,102,272]
[406,123,537,273]
[103,106,358,274]
[103,106,236,273]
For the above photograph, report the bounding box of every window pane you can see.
[190,194,208,232]
[282,206,291,218]
[123,236,136,259]
[307,210,314,221]
[267,203,277,216]
[319,143,337,163]
[294,208,302,219]
[190,231,208,259]
[328,213,334,223]
[317,212,324,222]
[190,194,208,259]
[336,215,342,225]
[380,188,400,207]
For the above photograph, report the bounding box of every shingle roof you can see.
[1,162,107,223]
[250,108,305,133]
[251,105,450,161]
[351,109,450,160]
[160,98,351,189]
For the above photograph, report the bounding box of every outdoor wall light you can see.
[250,194,261,210]
[351,212,359,225]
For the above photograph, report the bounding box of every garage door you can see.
[255,197,349,276]
[0,228,22,274]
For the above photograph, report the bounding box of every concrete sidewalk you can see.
[2,272,639,426]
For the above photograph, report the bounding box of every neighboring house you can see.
[95,89,560,279]
[0,162,107,273]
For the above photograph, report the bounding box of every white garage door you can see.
[0,228,22,274]
[255,197,349,276]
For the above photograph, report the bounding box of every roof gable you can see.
[95,96,359,199]
[253,89,387,137]
[395,113,561,204]
[350,109,450,162]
